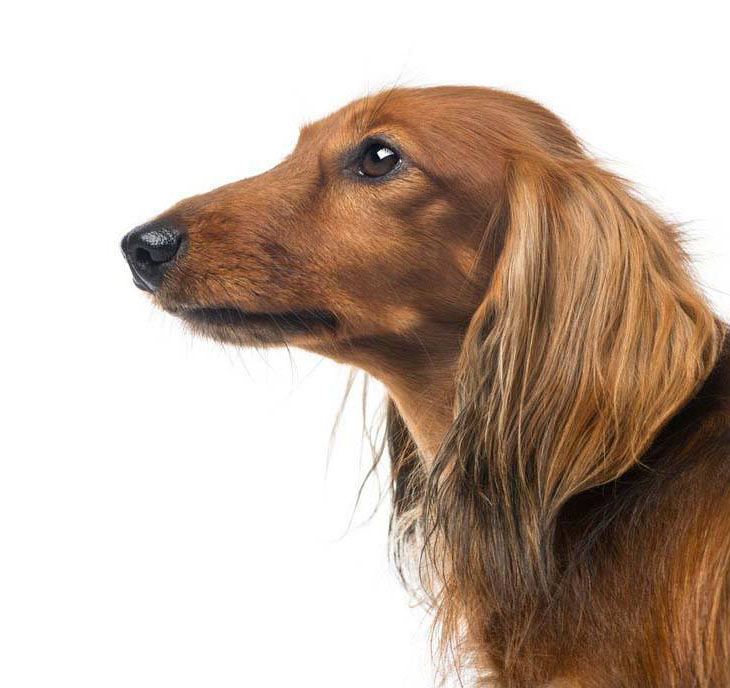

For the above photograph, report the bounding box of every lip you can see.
[178,306,338,339]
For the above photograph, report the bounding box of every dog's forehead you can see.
[295,89,446,158]
[337,89,447,137]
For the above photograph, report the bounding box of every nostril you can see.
[134,246,153,269]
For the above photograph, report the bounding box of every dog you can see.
[122,86,729,687]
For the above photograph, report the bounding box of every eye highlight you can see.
[358,142,401,178]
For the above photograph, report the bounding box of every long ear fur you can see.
[422,156,722,670]
[386,398,429,592]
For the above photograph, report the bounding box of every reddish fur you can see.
[132,87,730,686]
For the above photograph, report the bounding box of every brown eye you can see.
[359,142,400,178]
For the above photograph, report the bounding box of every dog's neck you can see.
[321,334,460,461]
[384,369,455,461]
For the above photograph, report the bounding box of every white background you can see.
[1,2,729,686]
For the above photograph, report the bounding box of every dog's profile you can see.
[122,86,730,687]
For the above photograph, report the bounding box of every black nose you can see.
[121,221,185,292]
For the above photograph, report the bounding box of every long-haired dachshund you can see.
[122,87,729,687]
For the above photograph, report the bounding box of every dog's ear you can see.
[479,158,720,497]
[425,157,722,623]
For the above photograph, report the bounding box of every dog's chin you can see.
[174,306,339,346]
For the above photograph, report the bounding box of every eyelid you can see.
[360,135,399,154]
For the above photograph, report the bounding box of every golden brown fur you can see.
[124,87,730,686]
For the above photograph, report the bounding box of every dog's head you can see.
[121,87,578,367]
[122,85,718,490]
